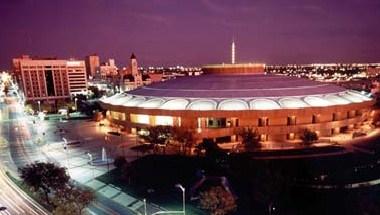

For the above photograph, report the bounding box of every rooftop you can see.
[128,74,346,98]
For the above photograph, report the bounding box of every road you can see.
[0,98,49,215]
[0,96,141,215]
[0,168,49,215]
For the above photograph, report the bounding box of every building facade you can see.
[12,55,87,102]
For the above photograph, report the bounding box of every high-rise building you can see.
[130,53,138,76]
[12,55,87,102]
[85,54,100,77]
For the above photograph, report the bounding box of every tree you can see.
[196,138,223,157]
[171,126,194,154]
[114,155,128,169]
[138,126,172,153]
[3,85,9,95]
[19,162,70,205]
[53,185,95,215]
[238,127,261,151]
[199,186,237,215]
[251,164,292,215]
[300,128,318,146]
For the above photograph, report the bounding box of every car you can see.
[0,206,7,211]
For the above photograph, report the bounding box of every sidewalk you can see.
[41,137,164,215]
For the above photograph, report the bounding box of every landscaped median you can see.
[3,170,51,214]
[5,162,94,215]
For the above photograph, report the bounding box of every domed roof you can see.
[128,74,346,98]
[101,73,372,111]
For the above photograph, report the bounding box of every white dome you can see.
[218,99,249,110]
[160,99,189,110]
[138,98,165,108]
[250,99,280,110]
[188,100,217,110]
[304,96,332,107]
[279,97,308,108]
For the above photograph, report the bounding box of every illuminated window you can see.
[130,114,150,124]
[206,118,227,128]
[287,133,295,140]
[155,116,173,126]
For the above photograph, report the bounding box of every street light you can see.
[151,184,186,215]
[104,135,110,174]
[74,98,78,112]
[143,198,147,215]
[37,101,41,112]
[87,152,95,180]
[175,184,186,215]
[62,137,70,172]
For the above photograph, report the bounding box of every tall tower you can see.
[231,40,236,64]
[130,53,138,76]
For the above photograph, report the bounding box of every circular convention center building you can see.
[100,63,374,144]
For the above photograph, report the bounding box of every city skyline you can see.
[1,0,380,69]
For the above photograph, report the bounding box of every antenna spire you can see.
[231,38,236,64]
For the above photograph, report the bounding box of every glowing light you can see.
[66,61,82,67]
[131,114,150,124]
[155,116,173,126]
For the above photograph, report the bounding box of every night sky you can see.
[1,0,380,69]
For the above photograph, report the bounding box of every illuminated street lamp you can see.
[104,135,110,174]
[151,184,186,215]
[175,184,186,215]
[62,137,70,172]
[74,97,78,112]
[143,198,147,215]
[37,101,41,112]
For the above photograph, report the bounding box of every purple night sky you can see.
[0,0,379,69]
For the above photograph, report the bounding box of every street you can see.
[0,98,49,215]
[0,94,159,215]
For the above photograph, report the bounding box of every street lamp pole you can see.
[62,137,70,174]
[74,98,78,112]
[175,184,186,215]
[105,135,110,174]
[37,101,41,112]
[143,198,147,215]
